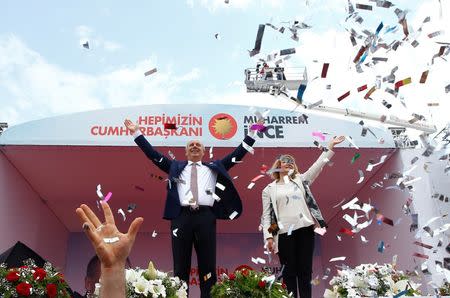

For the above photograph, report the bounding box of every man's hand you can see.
[266,238,275,253]
[328,135,345,150]
[76,201,143,269]
[124,119,139,135]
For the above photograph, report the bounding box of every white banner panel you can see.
[0,104,395,148]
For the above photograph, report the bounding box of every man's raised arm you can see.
[124,119,172,174]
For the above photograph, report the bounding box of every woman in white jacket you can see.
[261,136,344,298]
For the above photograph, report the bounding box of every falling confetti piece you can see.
[321,63,329,78]
[144,68,157,76]
[337,91,350,102]
[104,192,112,202]
[351,153,361,164]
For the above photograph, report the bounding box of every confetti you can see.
[337,91,351,102]
[134,185,145,191]
[312,131,326,141]
[353,46,367,63]
[345,136,359,149]
[413,252,429,259]
[104,192,112,202]
[364,86,376,99]
[209,146,213,159]
[103,237,120,244]
[152,230,157,238]
[310,276,320,286]
[361,235,369,243]
[229,211,239,220]
[366,155,387,171]
[393,289,408,298]
[203,272,212,281]
[382,99,392,109]
[378,241,385,253]
[307,99,323,109]
[127,203,137,213]
[321,63,329,78]
[247,174,265,189]
[168,150,176,160]
[118,208,126,221]
[342,197,359,210]
[164,123,177,130]
[231,157,242,163]
[419,70,429,83]
[144,68,157,77]
[394,77,412,90]
[82,41,89,49]
[96,184,106,200]
[172,228,178,237]
[280,48,296,56]
[214,33,220,40]
[339,228,354,236]
[249,24,265,57]
[351,153,361,164]
[356,3,372,10]
[428,31,443,38]
[329,256,346,262]
[251,257,266,264]
[150,173,164,181]
[413,241,433,249]
[215,182,225,191]
[357,170,365,184]
[296,84,307,103]
[313,140,328,152]
[250,123,267,132]
[357,84,367,92]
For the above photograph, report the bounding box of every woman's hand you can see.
[328,135,345,150]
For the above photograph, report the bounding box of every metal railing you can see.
[244,67,307,82]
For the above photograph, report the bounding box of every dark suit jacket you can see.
[135,135,256,220]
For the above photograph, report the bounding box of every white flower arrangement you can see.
[323,263,421,298]
[94,261,187,298]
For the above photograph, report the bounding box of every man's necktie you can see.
[190,163,199,208]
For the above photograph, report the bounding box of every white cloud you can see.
[75,25,122,52]
[0,35,201,125]
[186,0,284,12]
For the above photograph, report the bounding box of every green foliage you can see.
[210,268,291,298]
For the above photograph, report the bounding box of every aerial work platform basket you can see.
[244,66,307,92]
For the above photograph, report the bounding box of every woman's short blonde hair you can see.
[270,154,299,181]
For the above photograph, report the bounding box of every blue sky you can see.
[1,0,449,129]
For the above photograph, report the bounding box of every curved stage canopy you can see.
[0,104,397,234]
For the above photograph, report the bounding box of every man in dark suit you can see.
[124,118,258,298]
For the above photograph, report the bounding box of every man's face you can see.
[185,140,205,161]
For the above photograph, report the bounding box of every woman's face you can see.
[278,156,295,173]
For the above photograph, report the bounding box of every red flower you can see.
[282,282,287,289]
[229,273,236,280]
[258,280,266,288]
[46,283,57,298]
[242,269,249,276]
[33,268,47,281]
[16,282,32,296]
[6,271,20,282]
[58,273,66,283]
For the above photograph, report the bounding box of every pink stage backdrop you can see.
[0,152,69,269]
